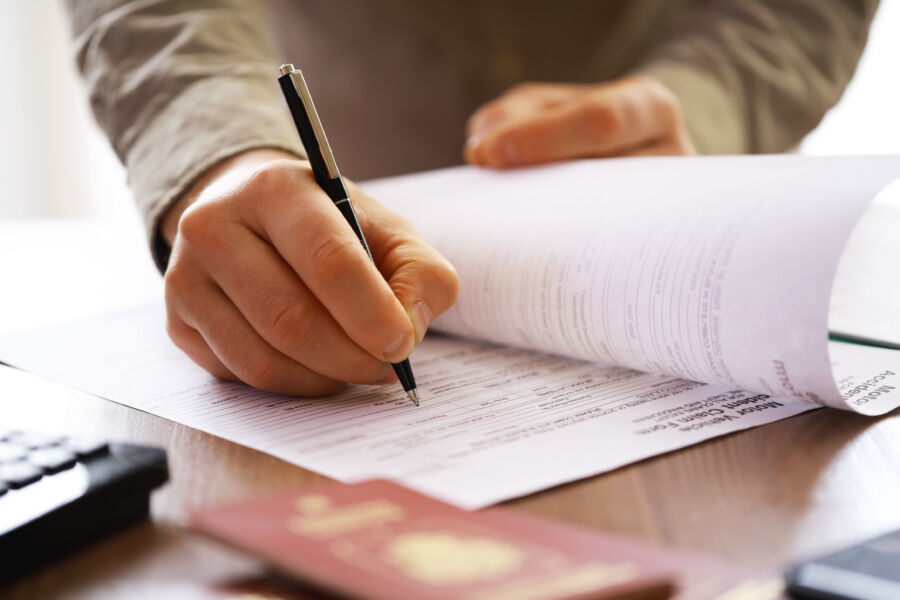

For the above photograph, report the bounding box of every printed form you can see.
[0,305,814,509]
[2,155,899,507]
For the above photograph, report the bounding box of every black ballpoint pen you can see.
[277,63,419,406]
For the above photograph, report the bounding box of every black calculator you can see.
[0,429,168,582]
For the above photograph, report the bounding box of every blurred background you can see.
[1,1,899,229]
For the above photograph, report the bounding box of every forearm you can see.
[633,0,878,154]
[67,0,304,271]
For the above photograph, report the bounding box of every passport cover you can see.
[188,479,676,600]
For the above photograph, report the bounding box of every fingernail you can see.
[464,135,484,164]
[409,300,432,344]
[382,332,412,363]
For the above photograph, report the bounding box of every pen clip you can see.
[284,67,341,180]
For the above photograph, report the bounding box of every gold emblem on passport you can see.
[295,494,331,514]
[286,491,645,598]
[384,530,524,585]
[289,494,406,539]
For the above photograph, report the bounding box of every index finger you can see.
[470,82,672,167]
[466,83,587,139]
[240,162,416,363]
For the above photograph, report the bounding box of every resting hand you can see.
[160,149,459,395]
[464,76,695,167]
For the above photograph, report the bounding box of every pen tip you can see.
[407,389,419,406]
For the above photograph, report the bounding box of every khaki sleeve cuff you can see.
[635,61,748,155]
[127,74,305,273]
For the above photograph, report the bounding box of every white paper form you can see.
[2,156,899,507]
[367,155,900,413]
[0,304,813,509]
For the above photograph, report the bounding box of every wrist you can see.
[160,148,302,245]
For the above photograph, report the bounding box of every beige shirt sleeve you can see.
[67,0,304,272]
[67,0,878,272]
[636,0,879,155]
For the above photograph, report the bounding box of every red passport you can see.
[189,480,782,600]
[189,479,674,599]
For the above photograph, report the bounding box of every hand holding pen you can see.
[157,106,458,399]
[277,63,435,404]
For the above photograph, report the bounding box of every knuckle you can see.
[163,261,192,301]
[388,276,418,306]
[235,354,277,390]
[267,302,319,353]
[163,260,207,314]
[163,265,183,295]
[177,201,235,251]
[582,101,623,139]
[308,235,360,279]
[244,159,303,193]
[177,202,215,246]
[381,231,420,264]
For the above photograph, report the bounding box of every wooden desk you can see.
[3,219,900,598]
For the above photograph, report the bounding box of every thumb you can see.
[350,187,460,343]
[383,240,459,343]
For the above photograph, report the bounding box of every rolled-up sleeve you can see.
[66,0,304,271]
[635,0,878,155]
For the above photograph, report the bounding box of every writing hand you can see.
[160,149,459,395]
[465,76,695,167]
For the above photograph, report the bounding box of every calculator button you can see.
[0,442,27,463]
[0,430,20,442]
[0,461,43,488]
[28,448,77,474]
[6,432,66,450]
[67,438,109,458]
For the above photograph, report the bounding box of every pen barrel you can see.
[336,194,414,392]
[335,195,375,263]
[392,359,416,393]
